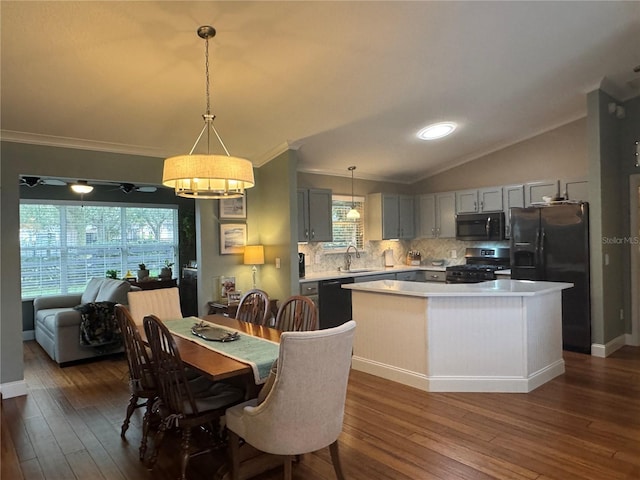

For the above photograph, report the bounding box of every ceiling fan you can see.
[20,176,67,187]
[118,183,158,194]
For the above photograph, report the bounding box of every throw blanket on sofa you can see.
[75,301,122,348]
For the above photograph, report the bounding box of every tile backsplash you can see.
[298,238,509,274]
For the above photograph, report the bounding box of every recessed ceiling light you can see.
[417,122,457,140]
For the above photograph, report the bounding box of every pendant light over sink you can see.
[346,166,360,220]
[162,26,255,199]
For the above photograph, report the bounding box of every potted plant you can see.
[137,263,149,282]
[159,260,174,280]
[105,269,118,279]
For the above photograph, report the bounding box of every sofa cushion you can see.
[36,308,82,333]
[81,278,104,304]
[95,278,131,305]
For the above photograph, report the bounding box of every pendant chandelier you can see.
[162,26,255,199]
[346,166,360,220]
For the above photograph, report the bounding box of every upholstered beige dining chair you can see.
[127,287,183,325]
[225,320,356,480]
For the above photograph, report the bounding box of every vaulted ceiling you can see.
[2,1,639,183]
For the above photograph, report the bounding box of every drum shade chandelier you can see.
[163,26,255,199]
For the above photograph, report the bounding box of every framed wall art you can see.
[219,223,247,255]
[219,196,247,219]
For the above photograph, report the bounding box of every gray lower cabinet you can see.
[297,188,333,242]
[396,270,422,281]
[354,273,396,283]
[423,270,446,283]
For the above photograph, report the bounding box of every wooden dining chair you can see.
[225,320,356,480]
[114,304,157,461]
[234,289,271,326]
[142,315,245,480]
[127,287,183,325]
[274,295,318,331]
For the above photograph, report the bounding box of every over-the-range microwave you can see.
[455,211,505,241]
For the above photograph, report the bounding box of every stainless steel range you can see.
[445,247,510,284]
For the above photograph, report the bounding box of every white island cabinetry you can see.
[343,279,572,393]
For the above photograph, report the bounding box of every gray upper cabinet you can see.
[418,192,455,238]
[456,187,502,213]
[367,193,414,240]
[502,184,525,238]
[478,187,503,212]
[524,180,559,205]
[455,189,478,214]
[297,188,333,242]
[563,178,589,202]
[398,195,415,239]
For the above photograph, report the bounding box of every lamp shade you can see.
[346,207,360,220]
[243,245,265,265]
[163,154,255,199]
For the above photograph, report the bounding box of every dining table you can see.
[162,314,280,381]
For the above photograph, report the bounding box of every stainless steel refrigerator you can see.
[510,203,590,353]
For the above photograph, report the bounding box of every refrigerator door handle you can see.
[539,229,546,272]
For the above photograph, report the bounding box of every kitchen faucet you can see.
[344,245,360,271]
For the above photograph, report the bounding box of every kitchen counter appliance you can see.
[510,202,590,353]
[318,277,354,329]
[456,212,505,241]
[445,247,510,284]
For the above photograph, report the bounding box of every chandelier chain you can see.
[205,35,211,115]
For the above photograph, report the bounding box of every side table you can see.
[130,278,178,290]
[208,299,279,320]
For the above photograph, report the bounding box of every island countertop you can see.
[343,279,573,297]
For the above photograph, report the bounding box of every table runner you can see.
[165,317,279,384]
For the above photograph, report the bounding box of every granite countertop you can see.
[299,265,447,283]
[343,279,573,297]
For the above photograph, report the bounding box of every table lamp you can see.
[244,245,265,289]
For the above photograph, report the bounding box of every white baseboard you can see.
[591,334,626,357]
[625,332,640,347]
[22,330,35,341]
[0,380,28,399]
[352,356,565,393]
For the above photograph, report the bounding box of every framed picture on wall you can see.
[219,223,247,255]
[219,196,247,219]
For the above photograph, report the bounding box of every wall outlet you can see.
[620,308,624,320]
[450,249,457,259]
[275,257,281,269]
[315,253,322,264]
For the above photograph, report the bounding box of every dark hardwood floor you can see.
[2,340,640,479]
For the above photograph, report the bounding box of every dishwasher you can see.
[318,277,355,329]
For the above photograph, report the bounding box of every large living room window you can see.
[324,194,365,251]
[20,200,178,298]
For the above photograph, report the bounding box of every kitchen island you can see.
[343,279,573,393]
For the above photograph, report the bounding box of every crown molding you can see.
[0,130,165,158]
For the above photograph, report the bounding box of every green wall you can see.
[1,142,166,391]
